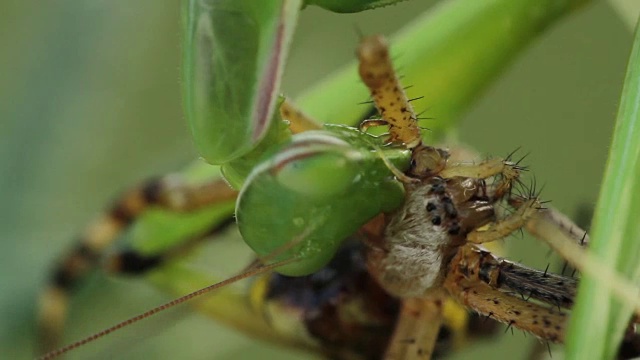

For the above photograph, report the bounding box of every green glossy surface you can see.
[304,0,410,13]
[183,0,300,164]
[566,16,640,360]
[237,127,409,275]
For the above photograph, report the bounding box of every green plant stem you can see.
[566,15,640,360]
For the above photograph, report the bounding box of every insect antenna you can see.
[37,256,298,360]
[38,227,313,360]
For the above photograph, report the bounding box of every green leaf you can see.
[182,0,301,164]
[566,15,640,360]
[304,0,410,13]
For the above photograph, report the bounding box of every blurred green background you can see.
[1,1,639,359]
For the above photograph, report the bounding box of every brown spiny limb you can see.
[445,249,567,343]
[357,35,421,149]
[454,245,576,309]
[467,198,540,244]
[280,98,322,134]
[512,202,590,247]
[384,294,445,360]
[38,176,238,352]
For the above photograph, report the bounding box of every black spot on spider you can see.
[431,216,442,226]
[426,202,436,212]
[430,183,445,194]
[447,224,461,235]
[443,201,458,219]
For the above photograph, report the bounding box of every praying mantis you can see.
[5,0,640,358]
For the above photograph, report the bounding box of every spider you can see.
[36,32,640,360]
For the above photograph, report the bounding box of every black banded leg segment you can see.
[38,176,238,352]
[455,245,576,310]
[446,246,568,343]
[105,216,236,276]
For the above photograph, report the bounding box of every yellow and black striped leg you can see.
[37,176,238,353]
[104,216,236,276]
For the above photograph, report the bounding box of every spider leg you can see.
[357,35,422,149]
[384,293,445,360]
[454,244,576,310]
[37,176,237,352]
[445,245,567,343]
[439,157,522,182]
[515,204,590,247]
[467,198,541,244]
